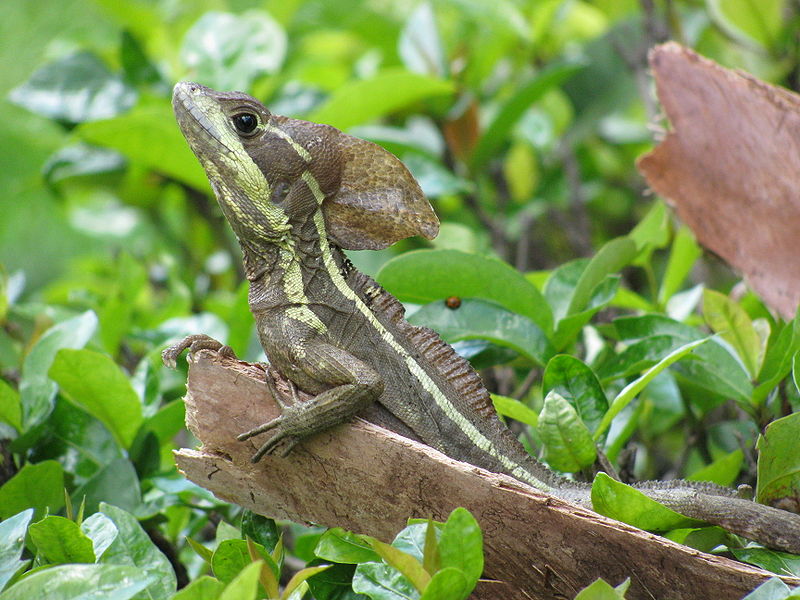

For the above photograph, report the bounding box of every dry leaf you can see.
[638,42,800,319]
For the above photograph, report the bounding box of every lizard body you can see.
[164,82,800,554]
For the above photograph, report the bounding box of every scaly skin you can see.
[163,82,800,554]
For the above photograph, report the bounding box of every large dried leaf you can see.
[638,43,800,318]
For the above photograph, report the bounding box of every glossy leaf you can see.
[49,349,143,449]
[367,538,430,592]
[99,503,177,599]
[80,513,118,561]
[538,391,596,471]
[180,11,287,91]
[703,289,762,378]
[591,473,702,531]
[438,508,482,589]
[688,450,744,487]
[658,227,701,305]
[378,249,553,333]
[240,512,280,553]
[756,413,800,506]
[740,577,794,600]
[170,576,225,600]
[567,237,636,316]
[28,515,96,564]
[218,561,261,600]
[352,562,418,600]
[0,509,33,591]
[71,458,141,516]
[731,548,800,579]
[0,564,155,600]
[0,461,64,520]
[543,355,607,433]
[9,52,135,123]
[491,394,539,427]
[419,568,469,600]
[0,380,21,432]
[398,3,445,77]
[408,299,554,366]
[309,69,454,131]
[595,338,709,439]
[19,311,98,431]
[314,528,380,564]
[573,577,631,599]
[77,102,208,190]
[283,564,333,599]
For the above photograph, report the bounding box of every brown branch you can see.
[174,351,799,600]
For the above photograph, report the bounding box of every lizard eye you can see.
[232,113,258,135]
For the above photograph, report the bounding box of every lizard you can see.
[163,81,800,555]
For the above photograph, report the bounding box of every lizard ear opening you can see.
[323,134,439,250]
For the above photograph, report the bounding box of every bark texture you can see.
[174,351,799,599]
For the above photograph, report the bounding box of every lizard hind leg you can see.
[238,341,384,463]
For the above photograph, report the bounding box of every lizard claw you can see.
[161,334,236,369]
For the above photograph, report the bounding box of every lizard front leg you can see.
[162,333,237,368]
[238,338,384,462]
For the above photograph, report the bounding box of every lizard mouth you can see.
[172,82,236,159]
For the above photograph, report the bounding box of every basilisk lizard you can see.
[163,82,800,554]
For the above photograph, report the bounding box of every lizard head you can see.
[173,81,438,250]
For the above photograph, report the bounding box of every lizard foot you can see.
[161,334,237,369]
[237,415,301,462]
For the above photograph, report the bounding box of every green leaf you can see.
[703,289,762,378]
[597,335,676,382]
[352,561,419,600]
[755,318,800,404]
[0,509,33,591]
[212,539,277,584]
[707,0,785,50]
[419,567,469,600]
[422,519,439,576]
[170,576,224,600]
[573,577,631,599]
[756,413,800,506]
[658,227,701,306]
[470,62,583,170]
[552,276,619,349]
[180,11,286,91]
[0,461,64,520]
[309,68,454,131]
[368,538,430,592]
[591,474,702,531]
[377,249,553,333]
[187,537,214,565]
[28,515,96,564]
[491,394,538,427]
[77,102,208,190]
[741,577,794,599]
[538,391,596,472]
[0,380,21,432]
[49,349,143,449]
[732,548,800,579]
[398,3,445,77]
[314,528,380,564]
[543,355,607,434]
[688,450,744,487]
[612,315,753,404]
[283,564,332,599]
[408,299,554,366]
[0,564,155,600]
[595,338,709,440]
[8,52,135,123]
[99,503,177,599]
[80,513,118,561]
[438,508,482,589]
[629,200,670,254]
[218,561,261,600]
[19,311,98,430]
[71,458,141,515]
[567,238,636,316]
[240,512,279,553]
